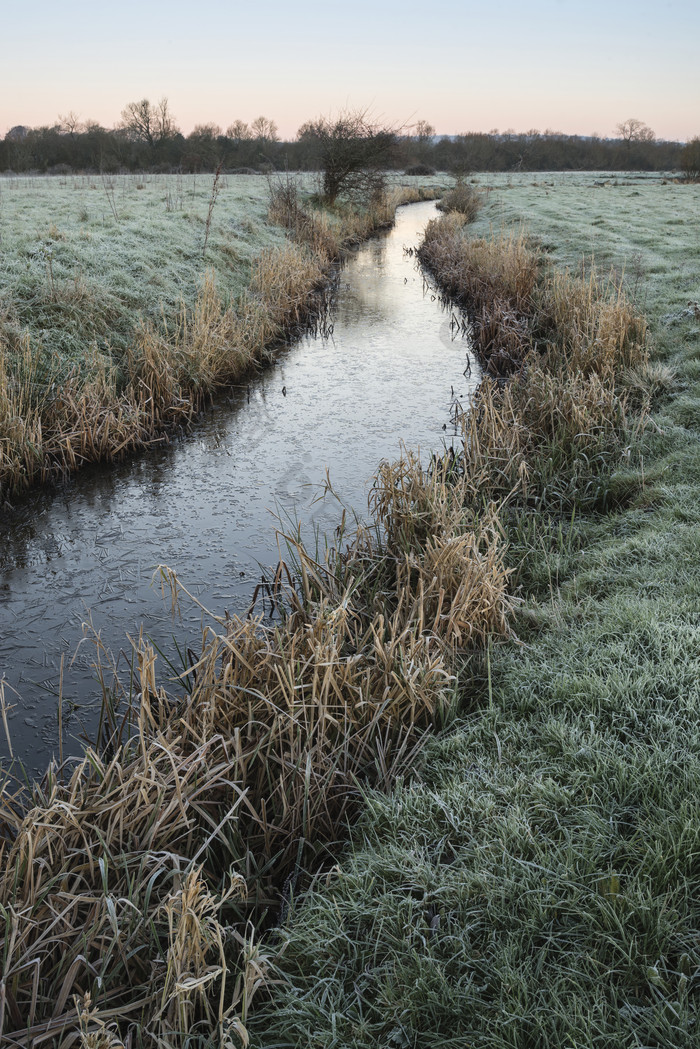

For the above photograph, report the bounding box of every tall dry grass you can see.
[535,267,648,380]
[0,337,46,490]
[0,438,512,1044]
[267,176,339,262]
[268,177,442,254]
[436,179,483,221]
[420,212,648,509]
[0,681,251,1046]
[0,247,326,498]
[420,221,540,377]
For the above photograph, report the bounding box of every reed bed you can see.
[268,177,441,253]
[0,710,250,1047]
[2,184,480,1044]
[331,187,439,245]
[0,434,511,1044]
[420,212,648,510]
[420,222,539,377]
[0,243,326,496]
[248,178,700,1049]
[536,266,648,380]
[435,178,483,221]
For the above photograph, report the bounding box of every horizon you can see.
[1,0,698,144]
[1,119,694,145]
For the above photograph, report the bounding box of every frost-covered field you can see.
[1,168,695,379]
[0,171,447,364]
[0,171,446,495]
[469,170,700,328]
[0,173,288,363]
[248,174,700,1049]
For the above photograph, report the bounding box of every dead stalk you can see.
[202,160,223,259]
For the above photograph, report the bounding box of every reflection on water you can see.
[0,201,479,774]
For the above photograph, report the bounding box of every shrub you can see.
[680,136,700,181]
[405,163,436,176]
[437,179,483,221]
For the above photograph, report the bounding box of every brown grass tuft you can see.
[419,211,648,509]
[436,179,483,221]
[419,224,540,374]
[536,268,648,380]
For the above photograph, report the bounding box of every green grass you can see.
[249,174,700,1048]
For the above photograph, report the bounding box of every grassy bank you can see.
[246,176,700,1047]
[0,173,443,500]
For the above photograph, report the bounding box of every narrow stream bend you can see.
[0,200,480,774]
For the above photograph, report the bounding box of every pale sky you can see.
[1,0,698,141]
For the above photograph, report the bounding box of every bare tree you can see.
[120,99,156,146]
[120,98,178,146]
[154,97,177,140]
[250,116,279,142]
[58,111,82,138]
[297,108,400,205]
[225,120,252,143]
[616,117,655,145]
[190,123,222,139]
[410,119,436,165]
[681,136,700,181]
[414,120,435,143]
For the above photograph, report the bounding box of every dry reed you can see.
[436,179,483,221]
[420,212,648,509]
[0,438,512,1044]
[419,222,540,376]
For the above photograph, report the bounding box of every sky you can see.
[1,0,698,141]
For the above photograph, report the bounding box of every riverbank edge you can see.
[1,188,499,1044]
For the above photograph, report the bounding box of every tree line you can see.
[1,100,696,176]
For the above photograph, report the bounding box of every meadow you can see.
[0,171,699,1046]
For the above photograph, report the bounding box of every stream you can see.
[0,200,479,776]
